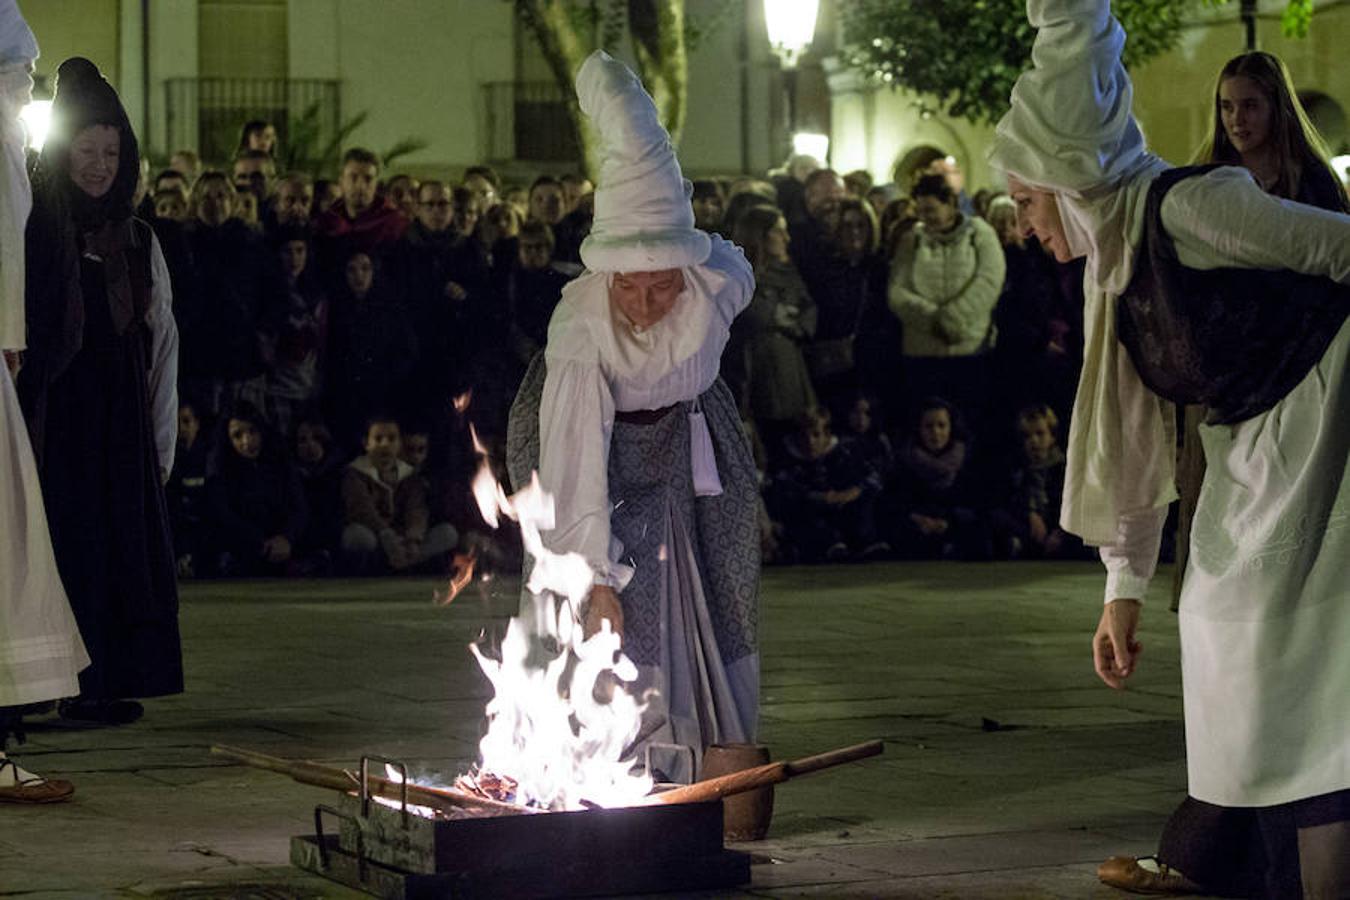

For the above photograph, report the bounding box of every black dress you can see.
[24,215,183,701]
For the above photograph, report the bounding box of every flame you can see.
[453,390,473,414]
[436,550,478,606]
[451,435,653,810]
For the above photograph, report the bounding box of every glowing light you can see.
[793,131,830,162]
[19,99,50,151]
[764,0,820,68]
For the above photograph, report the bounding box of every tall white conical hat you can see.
[576,50,710,273]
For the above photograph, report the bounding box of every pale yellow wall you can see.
[1132,4,1350,163]
[287,0,513,177]
[25,0,121,92]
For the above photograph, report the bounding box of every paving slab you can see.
[0,561,1220,898]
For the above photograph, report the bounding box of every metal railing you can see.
[164,77,341,165]
[482,80,580,165]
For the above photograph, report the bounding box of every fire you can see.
[435,550,477,606]
[442,430,653,811]
[453,389,473,414]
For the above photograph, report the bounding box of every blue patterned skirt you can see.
[507,354,760,781]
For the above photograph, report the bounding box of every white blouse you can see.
[538,235,753,587]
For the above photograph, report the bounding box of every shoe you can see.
[58,698,144,726]
[1097,856,1202,895]
[859,541,892,561]
[0,759,74,804]
[825,542,850,562]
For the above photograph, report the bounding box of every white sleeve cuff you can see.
[1098,506,1168,604]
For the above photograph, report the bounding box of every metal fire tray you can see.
[290,755,751,899]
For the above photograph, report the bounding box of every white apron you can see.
[1180,317,1350,808]
[0,363,88,707]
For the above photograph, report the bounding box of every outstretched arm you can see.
[1162,167,1350,285]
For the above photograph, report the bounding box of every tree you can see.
[513,0,735,176]
[838,0,1316,126]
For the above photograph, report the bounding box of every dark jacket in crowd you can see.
[505,262,572,366]
[324,284,418,442]
[206,449,309,566]
[178,218,286,382]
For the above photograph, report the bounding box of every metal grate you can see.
[482,80,581,166]
[164,77,340,167]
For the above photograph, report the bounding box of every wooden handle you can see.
[648,739,883,806]
[210,744,529,816]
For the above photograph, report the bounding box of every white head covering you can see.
[0,0,35,352]
[989,0,1165,294]
[576,50,710,273]
[988,0,1176,546]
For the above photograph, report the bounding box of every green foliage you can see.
[840,0,1315,127]
[279,102,428,178]
[839,0,1199,126]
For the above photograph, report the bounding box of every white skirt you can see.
[0,362,87,707]
[1180,318,1350,807]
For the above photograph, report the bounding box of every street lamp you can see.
[764,0,820,69]
[763,0,822,163]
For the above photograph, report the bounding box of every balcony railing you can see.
[165,77,341,166]
[482,80,581,165]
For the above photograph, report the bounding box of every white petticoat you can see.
[1180,317,1350,807]
[0,363,87,707]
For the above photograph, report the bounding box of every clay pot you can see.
[700,743,773,841]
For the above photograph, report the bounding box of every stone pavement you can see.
[0,561,1215,899]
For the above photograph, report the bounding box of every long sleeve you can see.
[538,354,629,588]
[703,234,754,328]
[206,473,264,551]
[934,220,1006,345]
[146,234,179,475]
[887,233,937,319]
[1097,505,1167,603]
[1162,167,1350,284]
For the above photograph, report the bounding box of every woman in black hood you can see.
[16,57,183,725]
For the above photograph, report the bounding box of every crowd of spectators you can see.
[146,120,1101,578]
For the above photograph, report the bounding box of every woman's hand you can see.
[1093,599,1143,690]
[584,585,625,641]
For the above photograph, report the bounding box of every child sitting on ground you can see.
[206,402,309,576]
[990,404,1087,560]
[767,406,888,562]
[893,397,989,560]
[293,416,345,567]
[340,414,457,573]
[166,401,210,578]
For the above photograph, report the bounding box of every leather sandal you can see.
[1098,855,1202,895]
[0,758,75,804]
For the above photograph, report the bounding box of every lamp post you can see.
[764,0,821,161]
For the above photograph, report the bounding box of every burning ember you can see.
[437,419,653,811]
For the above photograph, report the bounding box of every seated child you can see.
[206,402,309,576]
[838,392,894,486]
[340,414,457,573]
[166,400,209,578]
[990,404,1088,560]
[893,397,989,560]
[293,416,346,566]
[766,406,888,563]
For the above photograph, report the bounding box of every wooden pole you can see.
[210,744,532,817]
[645,739,884,806]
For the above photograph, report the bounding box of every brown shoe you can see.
[1098,856,1202,895]
[0,759,75,804]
